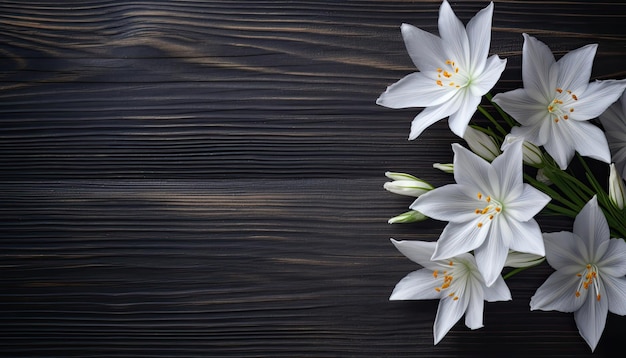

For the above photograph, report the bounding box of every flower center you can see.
[548,88,577,123]
[433,260,460,301]
[575,264,601,301]
[474,192,502,228]
[435,59,466,89]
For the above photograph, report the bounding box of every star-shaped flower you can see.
[530,196,626,352]
[411,140,551,286]
[390,239,511,345]
[599,92,626,179]
[492,34,626,170]
[376,0,506,139]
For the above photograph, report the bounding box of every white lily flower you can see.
[377,1,506,139]
[608,163,626,210]
[492,34,626,170]
[411,140,551,286]
[599,92,626,179]
[390,239,511,345]
[530,196,626,352]
[463,126,500,161]
[384,171,434,197]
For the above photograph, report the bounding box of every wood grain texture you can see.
[0,1,625,357]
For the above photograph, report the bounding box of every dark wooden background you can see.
[1,1,625,357]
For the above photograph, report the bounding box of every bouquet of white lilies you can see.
[379,1,626,352]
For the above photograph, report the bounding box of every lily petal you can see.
[573,80,626,120]
[390,269,442,300]
[433,294,468,345]
[474,224,511,286]
[556,43,596,93]
[452,143,497,193]
[503,184,551,222]
[483,276,512,302]
[438,0,470,71]
[410,184,478,223]
[447,91,481,137]
[432,221,488,261]
[465,1,493,74]
[492,89,547,127]
[376,72,456,109]
[530,270,584,312]
[409,102,459,140]
[574,282,608,352]
[542,231,587,271]
[470,55,507,97]
[464,282,485,330]
[602,274,626,315]
[491,139,523,199]
[390,239,438,269]
[597,238,626,277]
[501,217,545,257]
[401,23,446,72]
[522,34,556,103]
[573,196,610,262]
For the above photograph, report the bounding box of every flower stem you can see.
[477,104,508,137]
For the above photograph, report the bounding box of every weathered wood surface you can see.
[1,1,625,356]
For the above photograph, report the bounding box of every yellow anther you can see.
[597,294,601,301]
[554,118,559,123]
[570,108,574,112]
[563,115,568,120]
[489,215,494,220]
[548,106,554,112]
[477,192,483,199]
[455,67,459,73]
[575,291,581,297]
[449,261,454,266]
[495,207,501,212]
[435,287,441,292]
[453,296,459,301]
[433,270,439,278]
[436,80,443,86]
[449,82,455,86]
[477,222,483,228]
[572,94,578,100]
[486,196,491,203]
[443,71,452,78]
[437,68,443,73]
[556,88,563,93]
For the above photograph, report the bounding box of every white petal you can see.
[390,239,437,268]
[491,139,523,200]
[522,34,557,103]
[447,91,481,137]
[432,221,489,261]
[483,275,512,302]
[474,226,510,287]
[401,23,446,72]
[433,294,468,345]
[542,119,577,169]
[504,184,551,222]
[603,275,626,315]
[573,80,626,120]
[574,282,608,352]
[410,184,478,223]
[530,271,584,312]
[570,122,611,164]
[543,231,586,271]
[438,0,470,72]
[390,269,442,300]
[470,55,507,97]
[491,89,547,126]
[409,102,459,140]
[464,282,485,330]
[452,143,497,193]
[597,238,626,277]
[502,217,545,257]
[376,72,456,109]
[510,117,552,147]
[556,44,596,93]
[465,2,493,74]
[573,196,610,262]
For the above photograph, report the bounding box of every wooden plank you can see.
[1,1,625,356]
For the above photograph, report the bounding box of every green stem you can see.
[477,105,508,137]
[486,92,516,128]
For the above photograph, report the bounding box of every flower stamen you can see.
[574,263,601,301]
